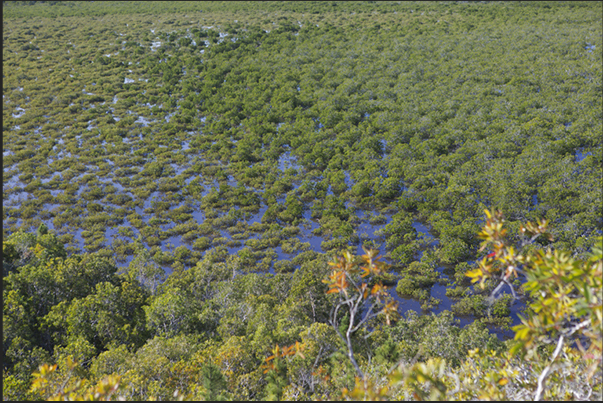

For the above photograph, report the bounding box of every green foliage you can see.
[201,362,228,401]
[323,249,399,378]
[2,1,602,400]
[396,260,439,301]
[381,310,503,367]
[334,212,602,401]
[43,279,148,352]
[127,237,166,295]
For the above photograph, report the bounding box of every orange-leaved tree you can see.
[467,209,602,401]
[334,210,601,401]
[322,248,398,380]
[261,342,306,400]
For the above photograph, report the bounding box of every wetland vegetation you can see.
[3,1,602,400]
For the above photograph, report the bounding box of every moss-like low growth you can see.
[395,260,439,300]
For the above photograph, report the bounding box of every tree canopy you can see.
[3,1,602,400]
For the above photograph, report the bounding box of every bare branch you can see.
[351,305,375,333]
[534,334,564,401]
[563,319,591,337]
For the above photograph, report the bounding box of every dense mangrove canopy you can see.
[3,1,602,401]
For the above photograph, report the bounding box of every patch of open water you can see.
[12,106,26,118]
[277,149,302,171]
[575,148,593,162]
